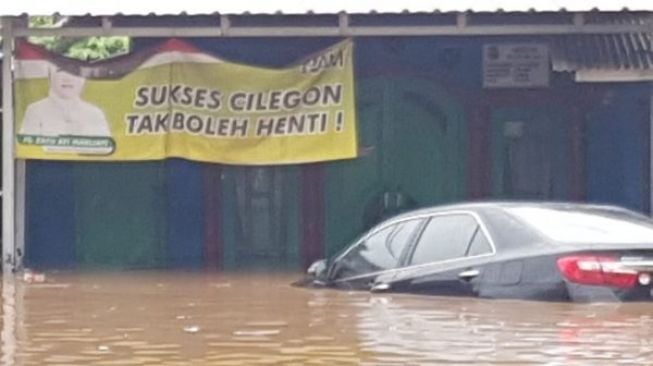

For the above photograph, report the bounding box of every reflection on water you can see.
[2,276,17,366]
[1,272,653,365]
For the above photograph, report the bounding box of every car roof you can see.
[390,200,643,220]
[385,201,650,253]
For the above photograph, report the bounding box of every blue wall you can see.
[165,159,205,268]
[26,162,76,268]
[586,84,650,213]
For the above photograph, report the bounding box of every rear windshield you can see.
[506,207,653,244]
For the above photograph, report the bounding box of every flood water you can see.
[2,272,653,365]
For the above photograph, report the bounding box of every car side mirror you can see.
[307,259,327,278]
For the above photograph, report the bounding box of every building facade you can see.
[2,11,652,270]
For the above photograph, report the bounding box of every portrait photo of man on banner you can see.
[20,65,112,138]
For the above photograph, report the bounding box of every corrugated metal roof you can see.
[2,0,653,16]
[551,14,653,72]
[551,33,653,71]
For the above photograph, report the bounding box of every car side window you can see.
[466,227,493,256]
[387,219,422,261]
[333,219,422,279]
[409,214,478,266]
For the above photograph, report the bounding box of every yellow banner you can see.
[14,39,358,164]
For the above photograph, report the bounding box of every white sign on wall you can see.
[483,44,550,88]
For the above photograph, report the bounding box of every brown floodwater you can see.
[2,271,653,365]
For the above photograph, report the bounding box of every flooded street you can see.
[2,272,653,365]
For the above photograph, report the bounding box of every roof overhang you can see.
[1,0,653,16]
[2,12,653,37]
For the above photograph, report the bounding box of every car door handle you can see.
[458,269,480,280]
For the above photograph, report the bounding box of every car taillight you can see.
[557,255,638,288]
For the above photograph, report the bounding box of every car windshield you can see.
[507,207,653,244]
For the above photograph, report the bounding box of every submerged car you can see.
[304,202,653,302]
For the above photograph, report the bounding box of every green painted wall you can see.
[74,162,167,269]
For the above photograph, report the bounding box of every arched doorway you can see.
[325,76,468,255]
